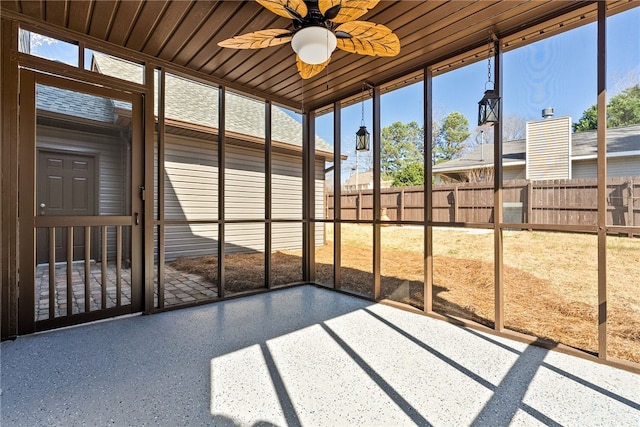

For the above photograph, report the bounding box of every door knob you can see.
[40,203,46,208]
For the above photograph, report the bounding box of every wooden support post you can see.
[399,189,405,222]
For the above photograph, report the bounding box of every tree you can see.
[434,112,470,163]
[608,84,640,127]
[471,113,526,152]
[501,113,527,141]
[380,121,423,178]
[573,84,640,131]
[573,105,599,132]
[392,162,424,187]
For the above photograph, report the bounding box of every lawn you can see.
[172,224,639,364]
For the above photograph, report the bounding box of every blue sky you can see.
[316,7,639,160]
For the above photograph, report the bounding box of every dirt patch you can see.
[171,226,640,364]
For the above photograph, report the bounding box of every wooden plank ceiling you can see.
[2,1,634,112]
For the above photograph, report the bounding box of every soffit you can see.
[2,1,635,113]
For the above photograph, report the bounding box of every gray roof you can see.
[93,53,332,152]
[571,125,639,157]
[343,170,393,187]
[344,170,374,187]
[433,125,640,172]
[433,140,525,171]
[36,84,116,123]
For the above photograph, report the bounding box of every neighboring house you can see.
[35,53,332,263]
[343,170,393,192]
[433,116,640,183]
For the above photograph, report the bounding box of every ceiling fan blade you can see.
[318,0,379,24]
[217,29,292,49]
[257,0,308,21]
[335,21,400,57]
[296,56,330,79]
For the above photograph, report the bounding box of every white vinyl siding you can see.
[225,145,266,219]
[226,222,265,254]
[526,116,572,180]
[607,156,640,177]
[273,153,302,219]
[572,160,595,179]
[573,156,640,179]
[504,166,526,181]
[164,224,218,261]
[164,134,218,221]
[273,222,302,251]
[160,136,326,261]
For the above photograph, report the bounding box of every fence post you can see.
[399,188,405,222]
[527,181,533,230]
[453,185,459,222]
[356,192,362,221]
[628,178,634,234]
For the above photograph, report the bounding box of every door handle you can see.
[135,212,140,225]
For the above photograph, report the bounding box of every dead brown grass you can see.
[171,224,639,364]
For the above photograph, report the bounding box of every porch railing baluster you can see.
[84,226,91,312]
[49,227,56,319]
[66,227,73,316]
[116,225,122,306]
[101,226,107,310]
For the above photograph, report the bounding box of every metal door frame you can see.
[18,69,144,334]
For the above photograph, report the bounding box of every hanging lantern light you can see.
[356,83,370,151]
[478,38,500,126]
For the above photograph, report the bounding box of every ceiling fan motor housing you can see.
[291,26,337,64]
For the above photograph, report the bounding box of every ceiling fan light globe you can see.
[291,26,337,64]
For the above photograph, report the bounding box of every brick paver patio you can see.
[35,263,217,321]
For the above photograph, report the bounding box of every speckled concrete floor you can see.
[1,285,638,426]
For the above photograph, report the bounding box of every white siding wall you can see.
[273,152,302,219]
[272,151,302,252]
[607,156,640,177]
[225,145,265,219]
[162,134,218,261]
[164,134,218,221]
[526,116,571,180]
[160,134,326,261]
[504,166,526,181]
[572,156,640,179]
[572,160,595,179]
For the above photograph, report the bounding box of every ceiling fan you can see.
[217,0,400,79]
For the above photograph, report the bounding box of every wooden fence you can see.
[325,177,640,227]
